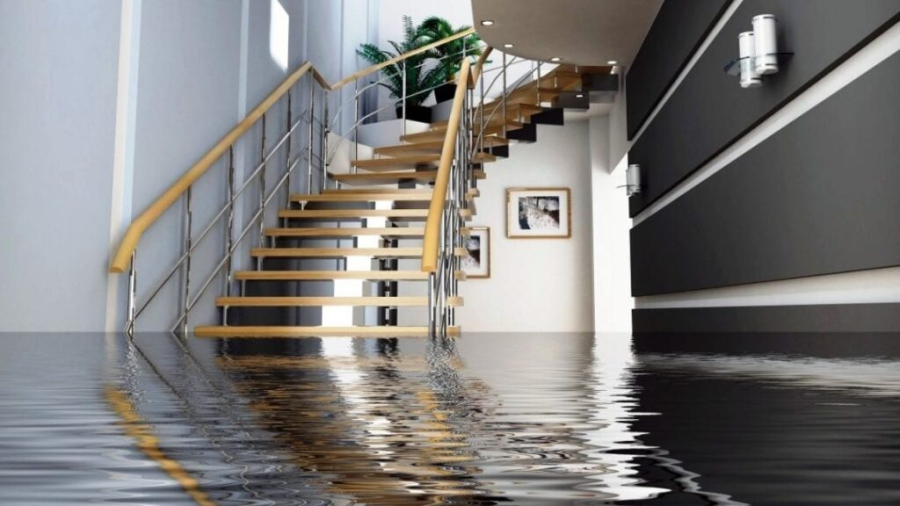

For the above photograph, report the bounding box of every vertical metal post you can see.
[224,146,235,304]
[285,89,293,206]
[307,78,315,197]
[536,62,542,106]
[258,113,268,250]
[401,60,407,135]
[322,90,329,192]
[126,250,137,336]
[180,186,193,337]
[502,52,508,137]
[480,67,487,156]
[354,80,360,172]
[427,272,436,336]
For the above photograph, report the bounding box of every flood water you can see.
[1,332,900,505]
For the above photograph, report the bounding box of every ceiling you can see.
[471,0,663,67]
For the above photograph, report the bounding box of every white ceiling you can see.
[471,0,663,67]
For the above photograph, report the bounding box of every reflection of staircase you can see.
[195,65,596,338]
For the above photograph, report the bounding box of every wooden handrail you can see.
[327,28,476,91]
[109,30,478,273]
[109,62,313,272]
[421,59,471,274]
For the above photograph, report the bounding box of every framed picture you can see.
[461,227,490,278]
[506,188,571,239]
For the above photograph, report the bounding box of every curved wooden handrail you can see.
[421,59,471,274]
[109,62,313,272]
[109,31,479,273]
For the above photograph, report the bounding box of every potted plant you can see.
[418,17,484,103]
[356,16,446,123]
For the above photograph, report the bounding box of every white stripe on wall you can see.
[105,0,142,332]
[636,266,900,309]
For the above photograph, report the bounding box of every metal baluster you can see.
[307,77,315,198]
[180,186,193,337]
[126,250,137,336]
[258,113,268,255]
[536,62,542,106]
[223,146,235,309]
[354,80,360,172]
[401,60,407,135]
[480,67,487,156]
[428,272,436,336]
[285,89,293,206]
[502,52,508,137]
[322,90,329,192]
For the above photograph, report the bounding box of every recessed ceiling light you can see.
[575,93,585,98]
[503,43,514,49]
[608,60,618,65]
[550,57,562,62]
[481,20,494,26]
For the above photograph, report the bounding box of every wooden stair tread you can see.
[251,247,467,258]
[352,154,441,169]
[278,209,428,220]
[400,123,520,143]
[216,296,463,307]
[194,326,461,338]
[251,247,423,258]
[291,192,432,202]
[331,169,486,185]
[266,227,424,238]
[234,270,430,281]
[322,188,433,195]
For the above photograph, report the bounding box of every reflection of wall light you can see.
[270,0,289,71]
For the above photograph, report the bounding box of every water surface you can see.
[1,332,899,505]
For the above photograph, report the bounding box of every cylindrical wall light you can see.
[739,31,762,88]
[625,164,642,197]
[752,14,779,75]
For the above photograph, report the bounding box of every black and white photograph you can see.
[507,188,571,238]
[461,227,490,278]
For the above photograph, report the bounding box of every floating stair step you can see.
[290,191,433,203]
[251,247,467,259]
[216,296,463,308]
[400,123,520,143]
[352,154,441,170]
[332,169,486,185]
[506,122,538,143]
[266,227,424,239]
[278,209,428,221]
[529,107,565,126]
[194,325,461,338]
[252,247,422,259]
[322,188,433,195]
[234,270,431,282]
[372,138,514,157]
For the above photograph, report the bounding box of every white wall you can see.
[589,116,634,332]
[0,0,122,332]
[456,121,595,332]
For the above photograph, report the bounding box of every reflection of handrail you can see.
[421,59,471,274]
[105,387,218,506]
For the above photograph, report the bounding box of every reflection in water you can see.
[1,333,900,504]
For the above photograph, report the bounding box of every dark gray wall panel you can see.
[633,304,900,334]
[628,0,900,217]
[631,49,900,296]
[625,0,731,140]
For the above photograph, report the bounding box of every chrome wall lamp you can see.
[619,164,642,197]
[725,15,793,88]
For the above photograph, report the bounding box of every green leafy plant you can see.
[417,16,484,81]
[356,16,447,109]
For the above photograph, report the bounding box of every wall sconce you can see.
[619,164,642,197]
[725,14,792,87]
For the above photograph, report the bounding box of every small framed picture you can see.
[506,188,571,239]
[461,227,490,278]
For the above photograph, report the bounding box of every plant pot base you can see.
[396,105,432,124]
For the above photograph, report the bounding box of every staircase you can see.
[107,33,612,339]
